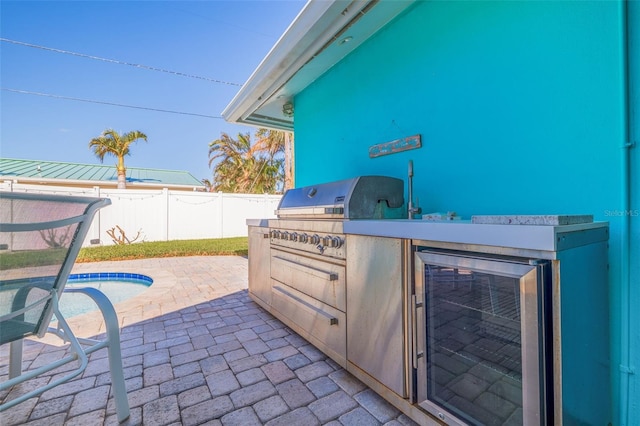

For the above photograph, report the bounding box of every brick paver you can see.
[0,256,418,425]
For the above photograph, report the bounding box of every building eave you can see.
[222,0,415,131]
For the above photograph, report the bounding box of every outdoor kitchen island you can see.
[247,215,610,426]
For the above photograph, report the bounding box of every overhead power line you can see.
[0,38,242,87]
[1,88,223,119]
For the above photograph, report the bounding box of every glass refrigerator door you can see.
[414,251,545,426]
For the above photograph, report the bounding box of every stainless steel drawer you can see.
[271,283,346,366]
[270,249,346,311]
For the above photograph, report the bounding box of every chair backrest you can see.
[0,192,111,343]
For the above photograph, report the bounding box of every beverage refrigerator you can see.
[411,222,610,425]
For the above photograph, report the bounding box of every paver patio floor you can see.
[0,256,418,426]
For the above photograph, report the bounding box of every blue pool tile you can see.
[68,272,153,286]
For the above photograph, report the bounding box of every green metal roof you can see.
[0,158,205,189]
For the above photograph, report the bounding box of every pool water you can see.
[55,272,153,320]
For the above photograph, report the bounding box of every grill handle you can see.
[273,285,338,325]
[272,255,339,281]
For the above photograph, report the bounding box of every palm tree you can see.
[201,178,215,192]
[208,132,254,192]
[254,128,284,160]
[208,130,286,193]
[89,129,147,189]
[254,128,293,190]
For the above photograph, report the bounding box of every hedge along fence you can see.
[1,182,281,246]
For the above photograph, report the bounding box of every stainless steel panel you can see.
[346,235,407,397]
[275,206,344,219]
[268,219,345,235]
[403,239,415,404]
[248,225,271,305]
[271,282,346,364]
[270,233,346,259]
[270,248,346,311]
[520,266,542,424]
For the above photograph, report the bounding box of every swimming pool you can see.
[56,272,153,319]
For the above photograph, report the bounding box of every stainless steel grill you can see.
[274,175,405,220]
[269,176,405,258]
[263,175,406,367]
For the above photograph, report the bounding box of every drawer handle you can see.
[273,285,338,326]
[272,256,338,281]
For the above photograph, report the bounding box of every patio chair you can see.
[0,191,130,422]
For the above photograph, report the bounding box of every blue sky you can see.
[0,0,306,182]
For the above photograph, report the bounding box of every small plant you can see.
[39,226,72,248]
[106,225,143,245]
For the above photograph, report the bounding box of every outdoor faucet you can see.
[407,160,422,219]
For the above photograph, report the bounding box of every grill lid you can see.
[275,176,405,219]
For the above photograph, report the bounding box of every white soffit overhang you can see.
[222,0,416,131]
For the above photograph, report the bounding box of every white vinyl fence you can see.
[1,181,281,246]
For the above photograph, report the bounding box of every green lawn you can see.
[0,248,67,271]
[77,237,248,262]
[0,238,248,269]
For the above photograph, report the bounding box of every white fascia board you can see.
[221,0,367,125]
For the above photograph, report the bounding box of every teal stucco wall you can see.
[294,0,638,424]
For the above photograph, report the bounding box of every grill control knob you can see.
[270,230,280,239]
[299,233,308,243]
[323,235,333,247]
[309,234,320,245]
[281,231,290,240]
[331,236,344,248]
[290,232,298,242]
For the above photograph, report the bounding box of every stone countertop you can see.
[471,214,594,225]
[246,218,270,227]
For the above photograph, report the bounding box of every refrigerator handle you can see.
[530,259,554,426]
